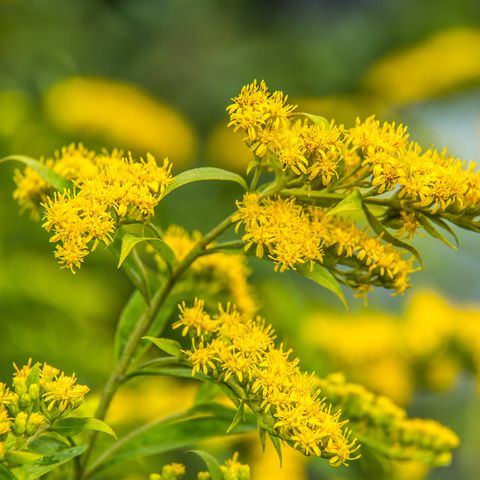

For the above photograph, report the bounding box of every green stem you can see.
[78,213,236,479]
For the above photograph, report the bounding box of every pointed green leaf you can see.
[117,233,175,268]
[428,215,459,248]
[195,382,222,405]
[132,365,198,380]
[143,336,183,357]
[0,155,71,191]
[362,204,423,267]
[269,433,283,466]
[163,167,248,198]
[11,445,86,480]
[417,214,457,250]
[189,450,223,480]
[298,112,330,127]
[326,190,363,218]
[226,402,245,434]
[52,417,116,438]
[297,264,347,308]
[87,405,256,475]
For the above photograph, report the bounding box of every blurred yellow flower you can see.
[44,76,197,167]
[364,28,480,104]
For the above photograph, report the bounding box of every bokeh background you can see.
[1,0,480,479]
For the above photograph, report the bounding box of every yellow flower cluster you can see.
[174,300,358,466]
[234,193,414,294]
[303,290,480,403]
[150,225,257,315]
[150,453,250,480]
[14,144,173,271]
[0,360,89,465]
[317,373,459,467]
[228,81,480,219]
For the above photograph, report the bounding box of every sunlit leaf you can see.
[163,167,248,197]
[143,336,183,357]
[417,214,457,250]
[0,155,70,191]
[297,264,347,308]
[52,417,116,438]
[87,404,256,475]
[326,190,363,218]
[189,450,223,480]
[117,233,175,268]
[362,204,423,267]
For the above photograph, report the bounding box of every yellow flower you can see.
[178,301,358,466]
[42,373,89,415]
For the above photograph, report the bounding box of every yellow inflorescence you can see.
[151,225,257,315]
[0,360,89,466]
[317,373,459,467]
[234,193,414,294]
[13,144,173,271]
[228,80,480,218]
[174,301,358,466]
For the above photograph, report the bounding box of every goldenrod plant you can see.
[1,80,477,478]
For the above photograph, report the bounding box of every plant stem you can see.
[78,213,236,479]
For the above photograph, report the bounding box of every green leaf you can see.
[143,337,183,357]
[117,233,175,268]
[52,417,116,438]
[0,155,70,191]
[362,204,423,267]
[134,365,197,380]
[11,445,86,480]
[298,112,330,127]
[269,433,283,466]
[326,190,363,218]
[417,214,457,250]
[188,450,223,480]
[115,290,147,360]
[163,167,248,197]
[87,404,256,475]
[297,264,347,308]
[0,465,17,480]
[427,215,459,248]
[226,402,245,434]
[195,382,222,405]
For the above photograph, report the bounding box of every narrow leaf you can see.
[226,402,245,434]
[163,167,248,198]
[362,204,423,267]
[428,215,459,248]
[0,155,70,191]
[133,365,198,380]
[88,405,256,475]
[298,112,330,127]
[12,445,86,480]
[52,417,116,438]
[269,433,283,466]
[143,337,183,357]
[326,190,363,218]
[297,264,347,308]
[417,214,457,250]
[189,450,223,480]
[117,233,175,268]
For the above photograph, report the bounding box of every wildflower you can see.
[42,372,90,415]
[15,145,174,271]
[221,452,250,480]
[177,301,358,466]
